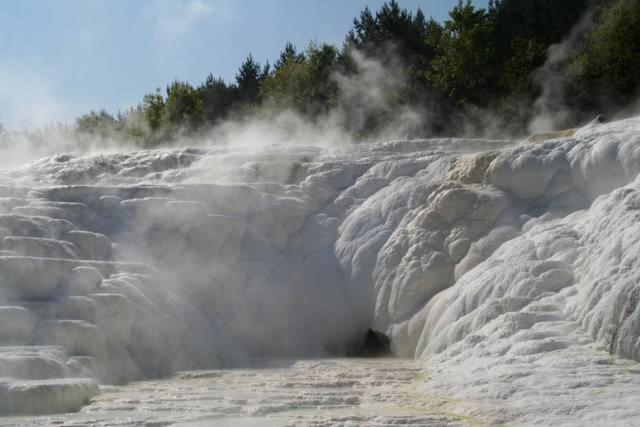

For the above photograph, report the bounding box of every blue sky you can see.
[0,0,487,129]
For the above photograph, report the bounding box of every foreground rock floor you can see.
[1,358,465,426]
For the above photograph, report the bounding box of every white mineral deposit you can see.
[0,116,640,424]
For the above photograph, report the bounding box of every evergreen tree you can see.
[143,89,166,132]
[489,0,591,97]
[428,1,497,106]
[491,0,590,49]
[345,0,435,69]
[574,0,640,107]
[304,43,339,114]
[260,57,310,111]
[164,80,204,129]
[235,54,263,105]
[274,42,304,70]
[260,43,338,116]
[198,74,233,125]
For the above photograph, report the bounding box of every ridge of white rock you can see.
[1,117,640,423]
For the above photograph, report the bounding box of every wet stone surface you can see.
[2,358,465,426]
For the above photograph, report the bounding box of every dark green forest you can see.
[43,0,640,145]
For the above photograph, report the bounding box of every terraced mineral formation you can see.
[1,117,640,424]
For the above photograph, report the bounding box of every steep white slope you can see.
[0,117,640,423]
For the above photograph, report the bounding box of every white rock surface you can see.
[1,117,640,423]
[1,358,461,425]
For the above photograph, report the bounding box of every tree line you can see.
[63,0,640,145]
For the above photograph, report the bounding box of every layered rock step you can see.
[0,345,100,415]
[0,377,99,415]
[0,192,188,415]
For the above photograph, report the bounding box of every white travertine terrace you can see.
[1,117,640,423]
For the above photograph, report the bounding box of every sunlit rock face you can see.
[1,117,640,422]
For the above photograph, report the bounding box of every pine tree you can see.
[235,54,263,105]
[164,80,203,129]
[574,0,640,106]
[428,0,497,106]
[199,74,233,125]
[143,89,166,132]
[274,43,304,70]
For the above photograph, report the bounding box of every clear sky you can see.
[0,0,487,130]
